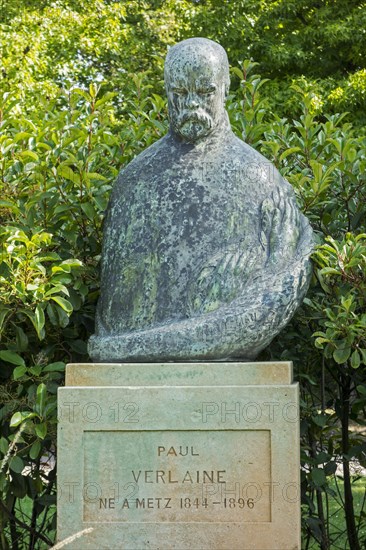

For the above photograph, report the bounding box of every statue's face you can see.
[165,52,227,143]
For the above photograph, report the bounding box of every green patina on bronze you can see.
[88,38,314,362]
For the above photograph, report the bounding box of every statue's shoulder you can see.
[107,133,176,210]
[227,132,296,197]
[119,133,173,176]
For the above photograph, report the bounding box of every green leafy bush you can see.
[252,82,366,549]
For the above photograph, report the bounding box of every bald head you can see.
[164,38,230,143]
[165,38,230,96]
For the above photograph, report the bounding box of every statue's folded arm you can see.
[89,251,312,362]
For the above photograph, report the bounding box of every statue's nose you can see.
[186,94,199,109]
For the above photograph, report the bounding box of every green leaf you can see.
[35,423,47,439]
[37,494,56,506]
[231,66,244,80]
[9,456,24,473]
[51,264,71,274]
[71,87,90,101]
[81,202,96,220]
[314,336,329,348]
[14,131,31,142]
[94,195,108,211]
[0,200,20,213]
[305,516,322,540]
[350,350,361,369]
[50,296,73,313]
[357,384,366,396]
[31,231,52,246]
[89,82,98,98]
[57,164,80,184]
[0,350,25,366]
[29,365,42,376]
[324,461,337,476]
[10,411,37,428]
[279,147,301,161]
[333,347,351,364]
[37,252,61,262]
[43,361,65,372]
[46,302,58,326]
[60,259,82,267]
[13,365,27,380]
[26,283,39,291]
[15,326,29,352]
[55,306,70,328]
[0,472,6,492]
[0,308,10,333]
[312,414,327,427]
[86,172,108,181]
[17,308,36,332]
[36,383,47,416]
[29,439,41,460]
[311,468,326,487]
[0,437,8,454]
[19,150,39,161]
[45,284,69,297]
[69,339,87,354]
[320,267,340,276]
[34,304,45,340]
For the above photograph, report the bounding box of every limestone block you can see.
[57,362,300,549]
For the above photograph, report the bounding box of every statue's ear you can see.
[224,76,230,100]
[224,83,230,101]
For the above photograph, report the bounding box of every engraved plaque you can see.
[83,430,271,523]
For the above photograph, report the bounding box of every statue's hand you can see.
[260,189,301,265]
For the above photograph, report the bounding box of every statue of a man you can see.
[88,37,313,362]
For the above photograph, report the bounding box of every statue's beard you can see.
[173,110,213,142]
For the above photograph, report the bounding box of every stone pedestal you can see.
[57,362,300,549]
